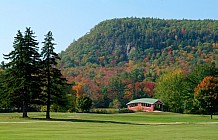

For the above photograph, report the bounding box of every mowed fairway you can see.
[0,112,218,140]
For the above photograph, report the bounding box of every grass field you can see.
[0,112,218,140]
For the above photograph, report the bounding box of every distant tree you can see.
[122,68,146,100]
[72,82,84,97]
[186,62,218,113]
[65,81,76,112]
[187,62,217,87]
[194,76,218,119]
[76,95,92,112]
[109,98,121,109]
[3,28,41,117]
[41,31,67,119]
[108,77,126,107]
[155,70,189,113]
[129,68,145,83]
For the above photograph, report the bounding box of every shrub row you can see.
[90,108,135,114]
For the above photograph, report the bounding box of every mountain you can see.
[58,18,218,108]
[59,17,218,68]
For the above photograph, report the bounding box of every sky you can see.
[1,0,218,62]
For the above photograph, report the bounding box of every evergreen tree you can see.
[0,70,9,110]
[41,31,66,119]
[3,28,41,117]
[3,31,24,112]
[0,61,5,70]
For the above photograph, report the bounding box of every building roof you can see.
[126,98,163,105]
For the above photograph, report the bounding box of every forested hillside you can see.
[59,18,218,110]
[60,18,218,67]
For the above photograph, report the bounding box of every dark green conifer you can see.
[4,28,41,117]
[41,31,66,119]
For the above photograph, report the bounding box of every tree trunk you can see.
[46,102,50,120]
[22,101,28,118]
[46,63,51,120]
[46,88,51,120]
[210,107,213,119]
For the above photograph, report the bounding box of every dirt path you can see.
[139,122,218,125]
[0,121,60,124]
[0,121,218,125]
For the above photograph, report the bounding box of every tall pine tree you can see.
[41,31,66,119]
[4,28,41,117]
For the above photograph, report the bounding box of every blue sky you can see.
[1,0,218,62]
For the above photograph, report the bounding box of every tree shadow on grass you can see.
[31,117,143,126]
[30,117,218,125]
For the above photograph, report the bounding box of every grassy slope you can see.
[0,112,218,140]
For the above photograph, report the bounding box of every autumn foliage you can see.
[57,18,218,112]
[72,82,84,97]
[195,76,218,96]
[194,76,218,119]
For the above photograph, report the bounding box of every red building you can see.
[126,98,163,112]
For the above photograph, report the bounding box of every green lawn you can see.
[0,112,218,140]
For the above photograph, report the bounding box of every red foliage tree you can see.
[194,76,218,119]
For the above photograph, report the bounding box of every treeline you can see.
[63,62,218,116]
[67,66,155,108]
[155,63,218,116]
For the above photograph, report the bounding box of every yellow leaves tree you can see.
[155,69,189,113]
[194,76,218,119]
[72,82,84,97]
[72,82,93,112]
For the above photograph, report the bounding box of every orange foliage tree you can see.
[72,82,84,97]
[194,76,218,119]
